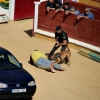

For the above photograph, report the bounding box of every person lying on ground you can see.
[30,50,65,73]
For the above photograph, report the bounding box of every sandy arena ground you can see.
[0,19,100,100]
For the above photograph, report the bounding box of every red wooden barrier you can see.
[14,0,35,20]
[37,1,100,47]
[95,21,100,47]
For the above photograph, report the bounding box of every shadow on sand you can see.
[24,29,33,37]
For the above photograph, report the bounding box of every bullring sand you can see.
[0,19,100,100]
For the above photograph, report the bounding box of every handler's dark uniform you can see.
[48,30,69,59]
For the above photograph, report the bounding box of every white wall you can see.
[9,0,15,20]
[72,0,78,1]
[40,0,47,2]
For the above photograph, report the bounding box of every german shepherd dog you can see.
[51,49,71,66]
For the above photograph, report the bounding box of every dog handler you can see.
[30,50,65,73]
[48,26,69,60]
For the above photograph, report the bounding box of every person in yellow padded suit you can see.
[30,50,65,73]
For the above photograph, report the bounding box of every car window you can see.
[8,54,20,67]
[0,53,21,70]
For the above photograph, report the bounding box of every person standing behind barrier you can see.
[70,6,80,15]
[46,0,55,12]
[54,0,62,3]
[60,1,70,15]
[48,26,69,60]
[54,1,63,13]
[77,7,94,20]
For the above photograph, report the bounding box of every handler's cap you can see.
[56,26,61,32]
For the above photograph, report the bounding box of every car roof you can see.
[0,46,11,54]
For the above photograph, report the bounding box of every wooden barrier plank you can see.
[66,31,76,39]
[78,48,100,62]
[94,21,100,47]
[77,30,94,40]
[94,42,100,47]
[79,48,90,54]
[38,14,57,20]
[95,35,100,43]
[58,16,77,25]
[39,6,46,12]
[14,0,34,20]
[77,25,94,34]
[79,51,100,62]
[77,19,95,28]
[38,19,57,30]
[76,36,94,45]
[38,16,57,22]
[95,21,100,29]
[39,1,47,7]
[38,26,55,33]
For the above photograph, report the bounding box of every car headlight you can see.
[0,83,8,88]
[28,81,36,86]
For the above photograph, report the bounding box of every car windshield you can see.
[0,53,21,70]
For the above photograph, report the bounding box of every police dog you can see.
[51,49,71,66]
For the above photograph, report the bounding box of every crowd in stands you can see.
[45,0,94,20]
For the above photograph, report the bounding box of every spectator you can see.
[48,26,69,60]
[46,0,55,12]
[70,6,80,15]
[54,0,62,3]
[77,7,94,20]
[30,50,65,73]
[60,1,70,15]
[54,1,63,13]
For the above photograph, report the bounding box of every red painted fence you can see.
[14,0,35,20]
[38,1,100,47]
